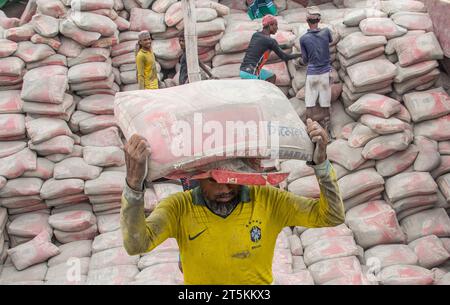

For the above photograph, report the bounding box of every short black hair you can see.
[307,18,320,24]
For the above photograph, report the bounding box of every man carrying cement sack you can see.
[178,32,215,85]
[240,15,302,84]
[246,0,278,20]
[135,31,159,90]
[120,119,345,284]
[299,7,333,132]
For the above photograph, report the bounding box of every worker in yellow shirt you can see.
[120,119,345,284]
[135,31,158,90]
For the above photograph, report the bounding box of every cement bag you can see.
[409,235,450,269]
[394,69,440,95]
[395,32,444,67]
[90,247,139,270]
[97,214,120,233]
[401,208,450,243]
[364,244,418,269]
[394,60,439,83]
[49,210,96,232]
[338,46,385,69]
[0,141,26,159]
[152,0,177,13]
[280,160,314,182]
[26,118,73,145]
[5,24,35,42]
[431,156,450,179]
[27,54,67,70]
[40,178,84,200]
[69,11,116,37]
[0,148,36,179]
[79,115,117,134]
[15,41,56,64]
[87,265,139,285]
[21,66,68,104]
[273,271,315,285]
[360,114,410,135]
[385,172,437,202]
[346,200,406,249]
[130,8,166,34]
[23,96,74,117]
[196,18,226,38]
[53,157,101,180]
[84,171,125,195]
[303,236,359,266]
[0,264,48,284]
[375,145,419,177]
[362,130,413,160]
[68,48,110,67]
[0,114,25,139]
[114,80,314,181]
[71,0,115,11]
[195,8,218,22]
[0,57,24,78]
[394,104,411,123]
[164,1,182,27]
[288,175,320,198]
[28,135,74,156]
[338,168,384,200]
[337,32,386,59]
[308,256,362,285]
[348,124,379,148]
[111,41,136,58]
[359,17,407,39]
[0,39,18,58]
[45,258,89,284]
[80,127,123,148]
[379,265,433,285]
[59,19,102,47]
[219,31,254,53]
[54,224,98,243]
[83,146,125,167]
[152,38,182,61]
[31,14,59,38]
[348,94,400,118]
[68,62,112,84]
[77,94,115,115]
[327,139,365,171]
[391,12,433,31]
[340,123,357,140]
[7,213,51,238]
[7,231,59,271]
[437,174,450,202]
[347,58,396,88]
[414,136,440,172]
[404,90,450,123]
[36,0,67,18]
[381,0,426,15]
[0,177,43,198]
[92,230,123,253]
[414,115,450,141]
[343,8,387,26]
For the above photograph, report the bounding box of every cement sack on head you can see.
[359,17,407,39]
[394,32,443,67]
[337,32,386,59]
[400,208,450,243]
[346,200,406,249]
[0,148,37,179]
[7,231,59,271]
[375,145,418,177]
[326,139,365,171]
[347,58,396,88]
[130,8,166,33]
[414,115,450,141]
[49,210,96,232]
[348,94,400,119]
[303,236,359,266]
[362,130,413,160]
[338,168,384,200]
[409,235,450,269]
[364,244,418,269]
[308,256,362,285]
[114,80,313,181]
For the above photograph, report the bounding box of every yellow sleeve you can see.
[136,52,147,89]
[268,160,345,228]
[120,183,179,255]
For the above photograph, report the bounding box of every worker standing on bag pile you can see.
[178,32,216,85]
[135,31,159,90]
[240,15,302,84]
[120,118,345,284]
[299,6,333,134]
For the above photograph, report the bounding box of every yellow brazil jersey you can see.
[136,48,158,90]
[120,160,344,285]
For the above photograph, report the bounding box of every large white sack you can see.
[54,224,98,243]
[77,94,115,115]
[15,41,55,63]
[89,247,139,270]
[152,0,177,13]
[84,171,125,195]
[348,94,400,119]
[394,32,444,67]
[303,236,359,266]
[68,48,110,67]
[375,144,418,177]
[40,178,84,200]
[7,213,51,238]
[346,200,406,249]
[280,160,314,182]
[152,38,182,61]
[86,265,139,285]
[327,139,365,171]
[379,265,433,285]
[114,80,314,181]
[359,114,410,135]
[7,231,59,271]
[300,224,353,249]
[391,12,433,31]
[68,62,112,84]
[404,90,450,123]
[69,11,117,37]
[343,8,387,26]
[26,118,72,145]
[0,177,43,198]
[96,213,120,234]
[288,175,320,198]
[59,19,101,47]
[49,210,96,232]
[385,172,437,202]
[338,168,384,200]
[0,114,25,139]
[92,230,123,253]
[413,115,450,141]
[0,57,25,78]
[414,136,440,172]
[400,208,450,243]
[21,65,68,104]
[337,32,386,59]
[348,123,379,148]
[362,130,413,160]
[0,141,26,159]
[53,157,101,180]
[45,257,90,284]
[130,8,166,34]
[0,39,18,57]
[71,0,115,11]
[359,17,407,39]
[0,148,36,179]
[408,235,450,269]
[364,244,418,269]
[308,256,362,285]
[80,127,123,148]
[83,146,125,167]
[347,58,396,88]
[394,60,439,83]
[47,240,92,267]
[381,0,426,15]
[31,14,59,38]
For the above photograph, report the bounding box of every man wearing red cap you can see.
[120,118,345,284]
[240,15,302,84]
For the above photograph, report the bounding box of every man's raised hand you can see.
[306,118,329,165]
[125,134,151,191]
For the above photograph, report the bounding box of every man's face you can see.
[199,178,241,204]
[179,37,185,51]
[270,23,278,35]
[141,37,152,50]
